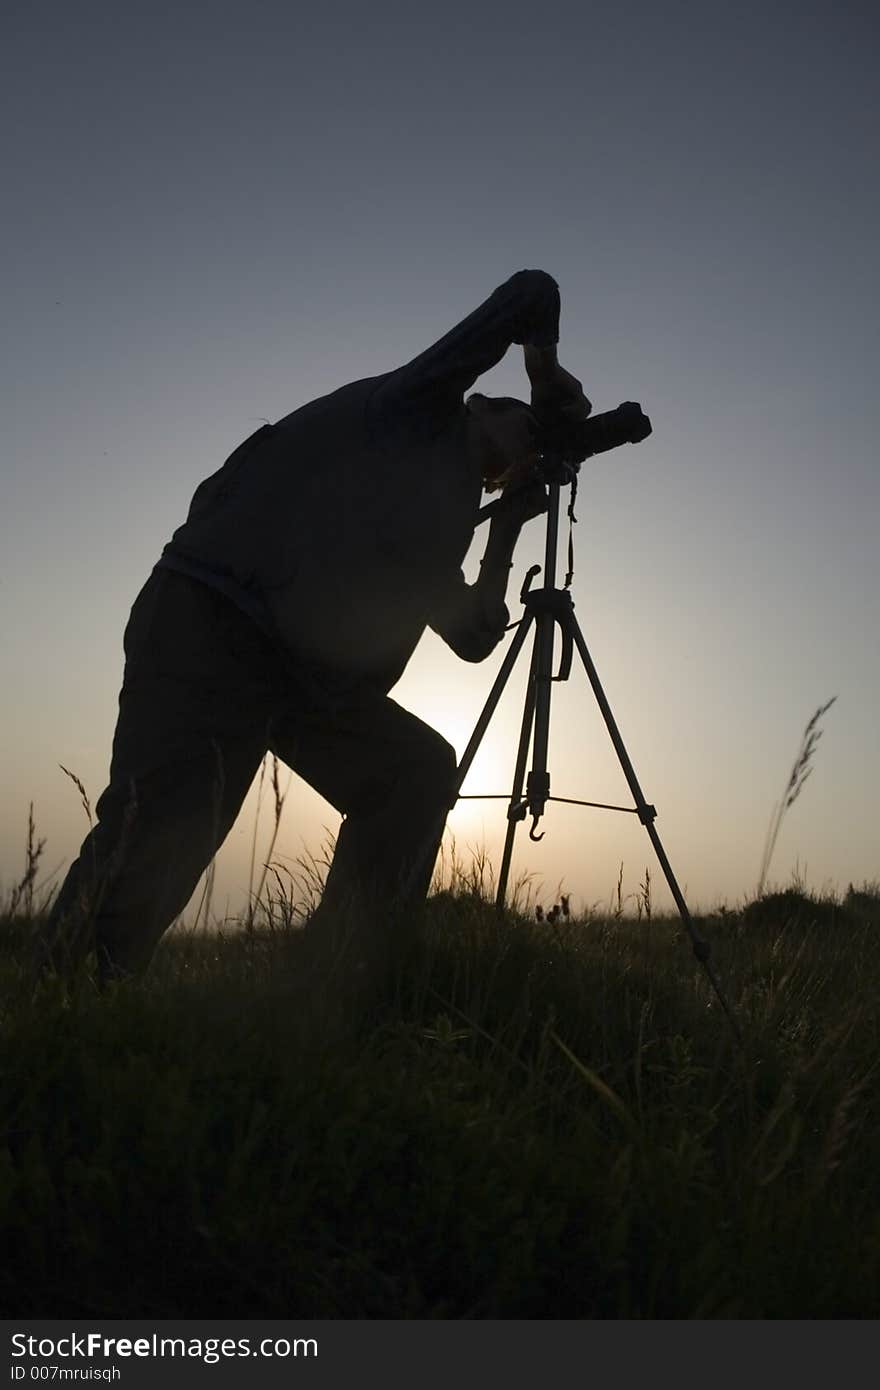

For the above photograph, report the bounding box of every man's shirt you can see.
[157,268,560,697]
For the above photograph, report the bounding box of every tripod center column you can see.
[527,481,563,825]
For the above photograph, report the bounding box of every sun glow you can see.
[391,636,536,877]
[400,685,517,803]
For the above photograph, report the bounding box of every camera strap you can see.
[564,473,578,589]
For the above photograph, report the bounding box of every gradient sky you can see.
[3,0,877,922]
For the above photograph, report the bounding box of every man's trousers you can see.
[41,569,457,977]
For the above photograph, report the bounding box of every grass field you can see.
[2,862,878,1319]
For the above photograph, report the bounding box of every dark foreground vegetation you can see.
[2,880,879,1318]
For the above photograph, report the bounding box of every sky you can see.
[3,0,878,925]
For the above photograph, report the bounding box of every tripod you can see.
[451,461,741,1041]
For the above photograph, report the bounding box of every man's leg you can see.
[269,692,457,952]
[45,738,263,978]
[39,571,273,978]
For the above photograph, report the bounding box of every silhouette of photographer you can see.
[41,270,590,981]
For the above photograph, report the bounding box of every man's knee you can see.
[410,725,457,801]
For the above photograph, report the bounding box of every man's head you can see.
[465,393,542,492]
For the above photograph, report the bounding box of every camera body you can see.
[535,401,652,475]
[476,400,652,525]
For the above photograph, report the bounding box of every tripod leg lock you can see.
[506,800,528,824]
[636,803,657,825]
[527,771,550,811]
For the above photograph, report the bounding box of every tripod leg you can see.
[566,612,742,1041]
[454,611,534,795]
[496,634,541,910]
[566,615,679,887]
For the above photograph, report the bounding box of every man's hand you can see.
[530,363,592,424]
[437,476,546,663]
[524,343,591,423]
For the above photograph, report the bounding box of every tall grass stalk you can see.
[756,697,837,897]
[248,754,289,925]
[8,804,46,920]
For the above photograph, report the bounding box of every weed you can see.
[757,697,837,896]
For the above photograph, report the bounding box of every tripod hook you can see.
[529,815,544,842]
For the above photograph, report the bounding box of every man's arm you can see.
[524,342,592,422]
[523,342,559,380]
[428,481,547,661]
[373,270,561,428]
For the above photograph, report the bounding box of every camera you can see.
[535,401,652,470]
[477,400,652,525]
